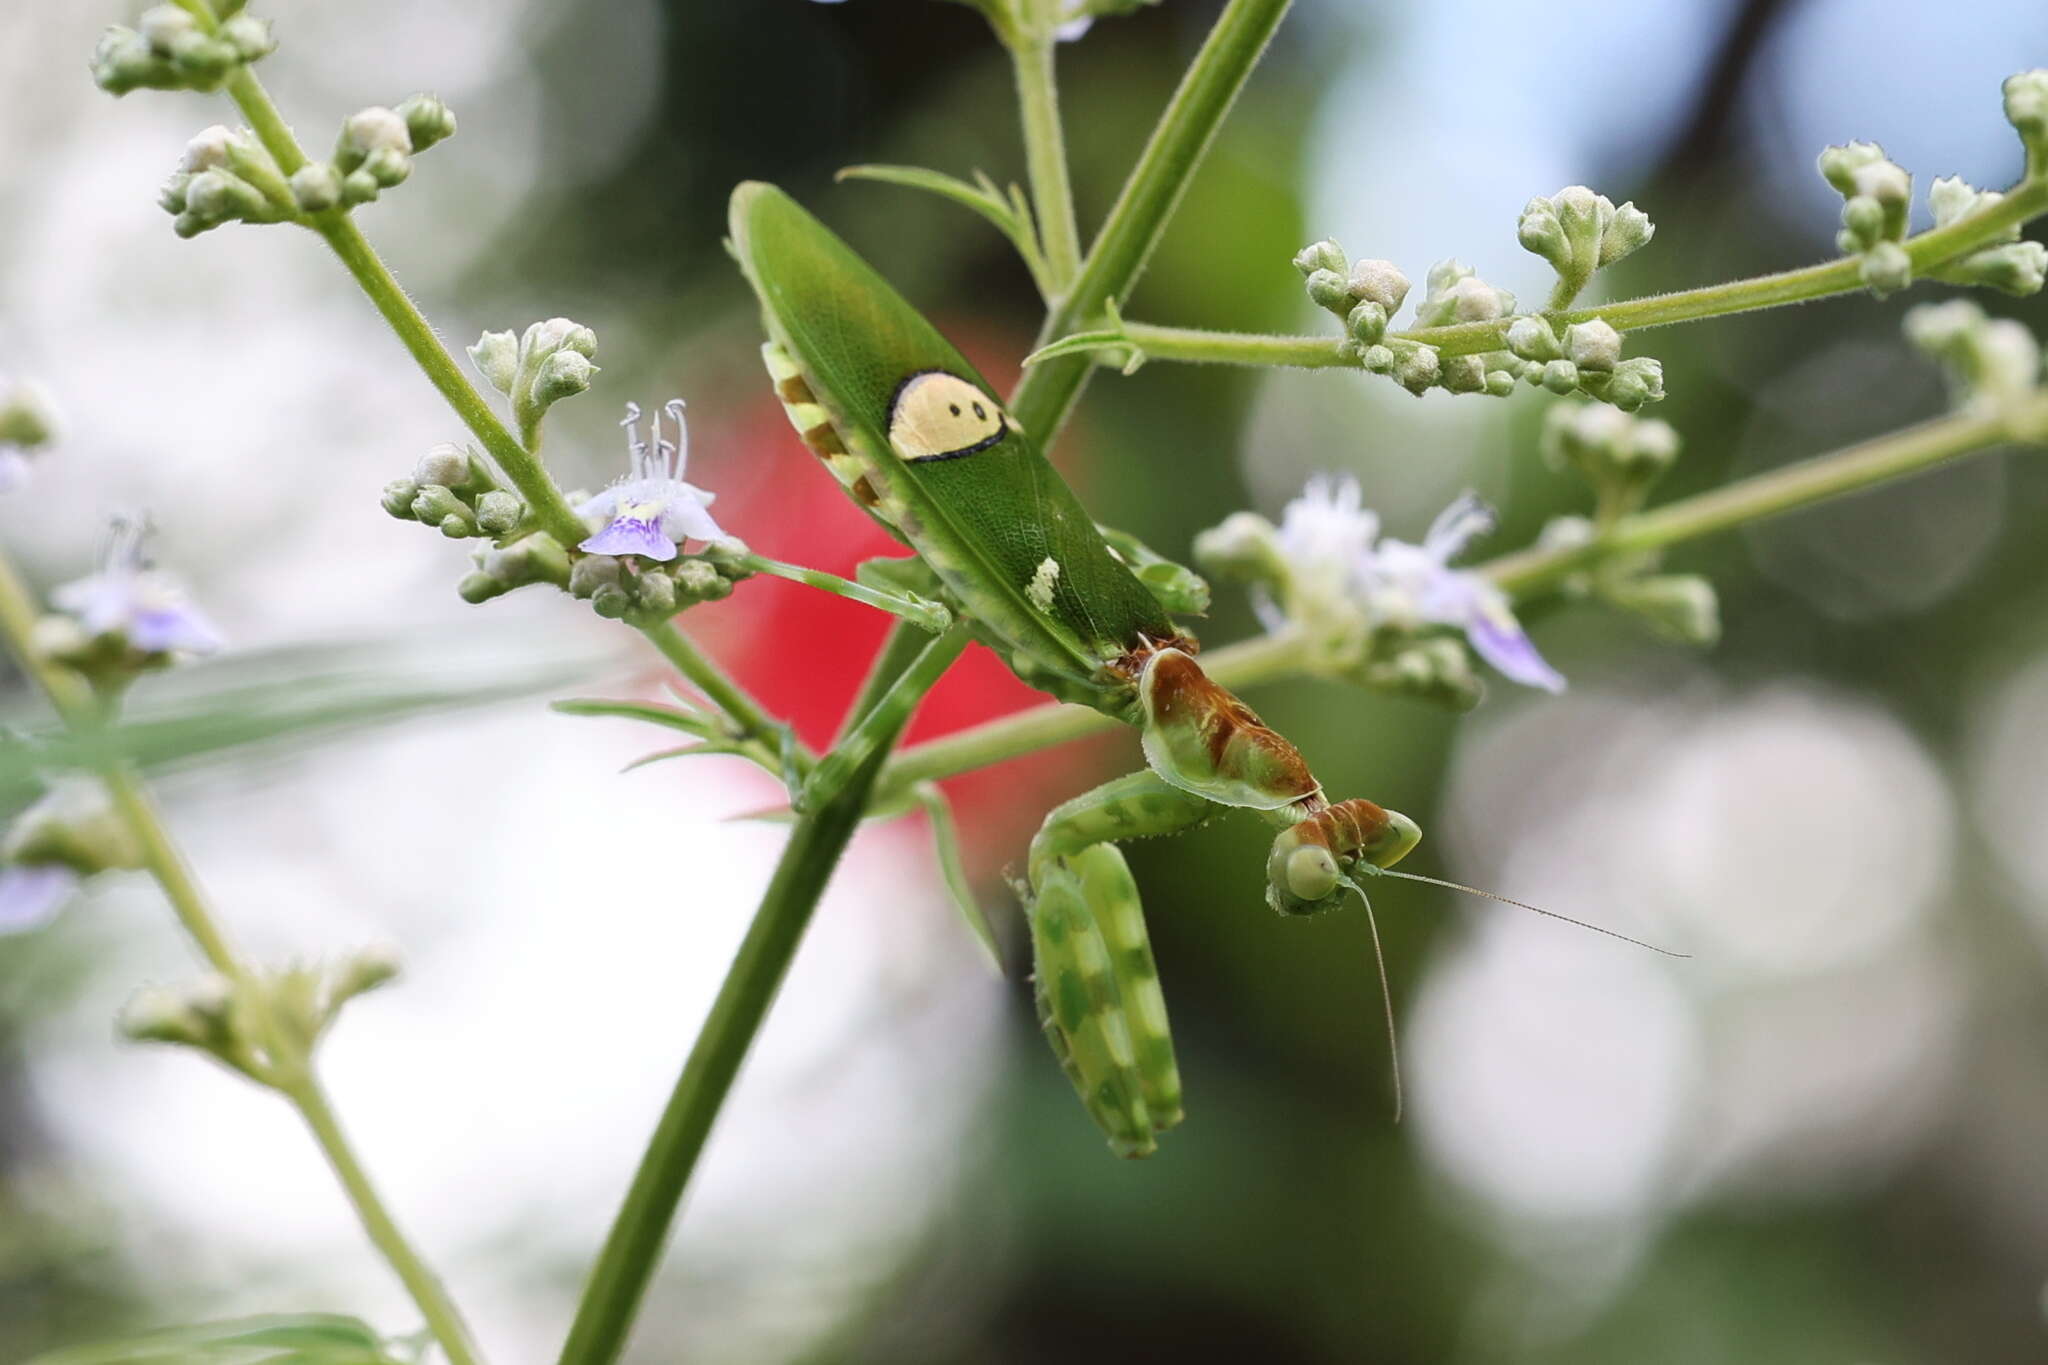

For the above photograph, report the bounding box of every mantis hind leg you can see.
[1023,771,1214,1158]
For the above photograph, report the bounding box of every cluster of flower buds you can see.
[1516,186,1655,306]
[0,377,60,492]
[469,319,599,438]
[92,4,273,97]
[35,518,220,687]
[1924,177,2047,296]
[567,537,755,624]
[1497,315,1664,411]
[286,97,457,214]
[0,784,145,934]
[1540,400,1680,521]
[1536,404,1717,646]
[383,442,524,540]
[1292,239,1663,409]
[1819,142,1915,296]
[1904,299,2044,414]
[120,947,401,1082]
[160,124,294,237]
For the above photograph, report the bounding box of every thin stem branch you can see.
[744,555,952,634]
[214,65,790,757]
[1009,0,1293,443]
[1042,175,2048,370]
[1484,398,2043,596]
[557,624,964,1365]
[0,545,481,1364]
[281,1072,485,1365]
[1010,30,1082,293]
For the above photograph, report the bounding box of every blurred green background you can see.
[6,1,2048,1361]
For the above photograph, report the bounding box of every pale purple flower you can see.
[1255,474,1379,635]
[1368,492,1565,693]
[52,518,221,656]
[576,400,723,562]
[0,863,77,933]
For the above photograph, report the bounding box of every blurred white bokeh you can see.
[1414,677,1963,1314]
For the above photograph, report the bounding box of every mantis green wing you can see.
[729,181,1182,714]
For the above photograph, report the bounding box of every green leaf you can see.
[915,781,1005,973]
[24,1312,407,1365]
[1022,328,1145,372]
[1,638,602,803]
[835,164,1050,296]
[553,697,720,742]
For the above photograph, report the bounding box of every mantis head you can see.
[1265,799,1422,916]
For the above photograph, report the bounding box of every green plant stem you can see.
[280,1071,485,1365]
[558,624,964,1365]
[743,555,952,634]
[0,544,483,1365]
[1047,176,2048,370]
[1010,28,1082,292]
[1009,0,1292,442]
[874,393,2046,788]
[1485,396,2044,596]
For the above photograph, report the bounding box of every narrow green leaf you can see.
[836,163,1051,295]
[915,781,1005,974]
[554,697,720,741]
[24,1313,405,1365]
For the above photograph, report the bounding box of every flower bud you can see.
[1393,345,1441,395]
[1517,199,1568,271]
[1504,316,1558,361]
[473,490,523,535]
[341,170,381,206]
[1817,142,1890,197]
[1305,268,1351,315]
[380,478,420,519]
[1942,241,2048,296]
[0,379,60,450]
[1345,301,1387,346]
[3,783,145,878]
[362,146,411,189]
[290,163,343,212]
[590,583,633,619]
[676,559,732,602]
[1858,240,1912,296]
[1192,511,1287,587]
[1357,636,1483,711]
[137,5,196,51]
[1598,356,1665,411]
[2005,69,2048,167]
[702,537,753,572]
[1439,354,1487,394]
[413,443,470,489]
[1606,574,1720,647]
[468,330,519,395]
[181,124,235,173]
[333,944,402,1002]
[1564,319,1621,371]
[1292,238,1346,277]
[569,554,622,599]
[1346,259,1410,313]
[1359,344,1395,373]
[336,107,412,173]
[1598,201,1655,266]
[396,94,458,153]
[635,570,678,616]
[219,14,274,61]
[1541,359,1579,394]
[409,484,471,528]
[531,350,597,410]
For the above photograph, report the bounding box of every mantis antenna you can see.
[1367,868,1689,958]
[1344,879,1404,1123]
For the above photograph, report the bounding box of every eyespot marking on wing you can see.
[887,371,1010,462]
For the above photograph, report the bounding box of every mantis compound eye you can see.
[1285,845,1341,903]
[1370,810,1422,869]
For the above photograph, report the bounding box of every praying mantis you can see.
[728,182,1654,1157]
